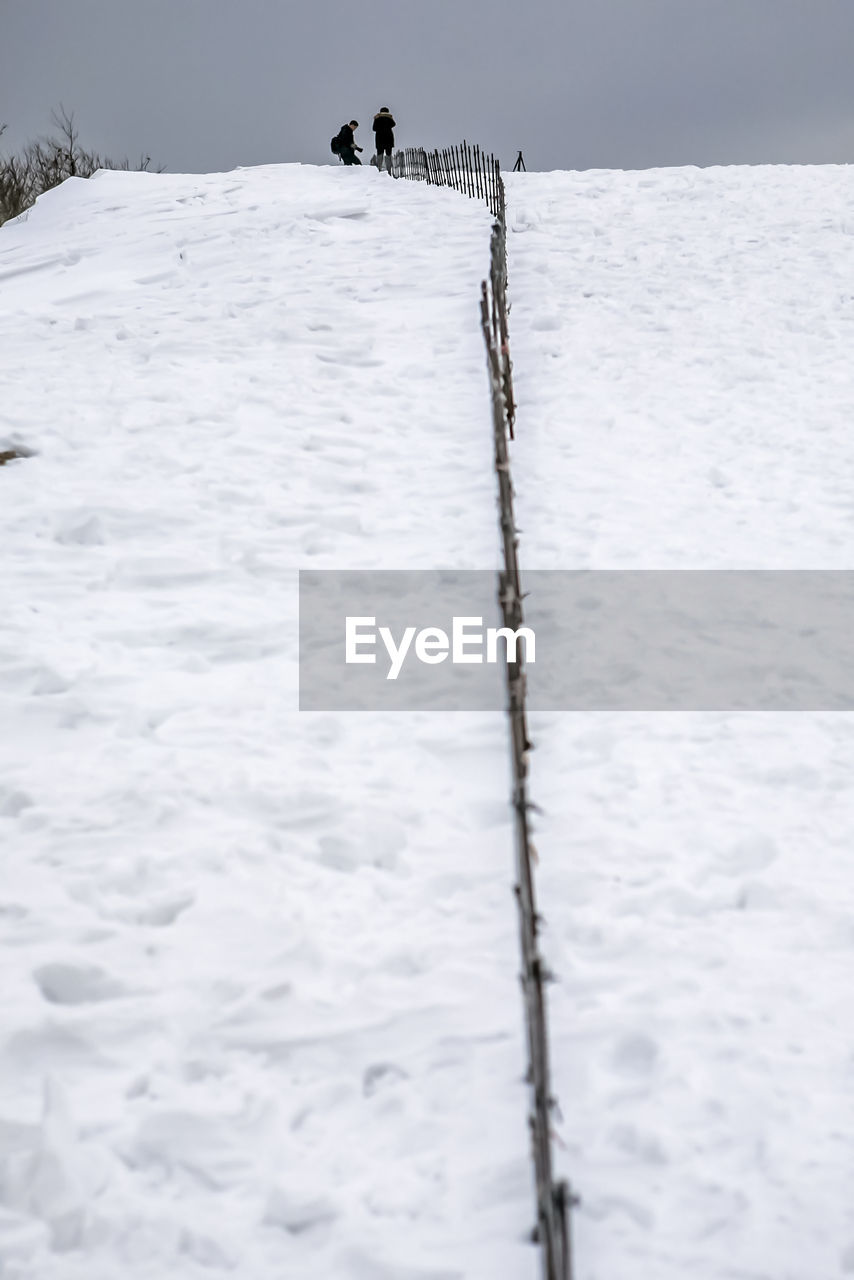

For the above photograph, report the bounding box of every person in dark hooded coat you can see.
[372,108,396,172]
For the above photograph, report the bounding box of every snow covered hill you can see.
[0,165,524,1280]
[1,160,853,1280]
[506,165,854,1280]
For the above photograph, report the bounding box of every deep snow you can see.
[507,165,854,1280]
[1,159,853,1280]
[0,165,526,1280]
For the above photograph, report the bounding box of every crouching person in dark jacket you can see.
[339,120,363,166]
[372,108,395,173]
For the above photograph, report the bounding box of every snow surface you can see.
[1,158,853,1280]
[506,166,854,1279]
[0,166,526,1280]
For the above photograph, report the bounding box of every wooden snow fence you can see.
[393,143,577,1280]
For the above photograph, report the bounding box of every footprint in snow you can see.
[0,787,34,818]
[34,963,129,1006]
[262,1187,338,1235]
[608,1121,668,1165]
[54,515,105,546]
[344,1250,462,1280]
[610,1032,659,1077]
[362,1062,409,1097]
[132,893,194,927]
[716,833,779,877]
[531,313,563,332]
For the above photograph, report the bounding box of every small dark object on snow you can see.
[0,446,33,466]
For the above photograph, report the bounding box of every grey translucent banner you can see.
[299,570,854,711]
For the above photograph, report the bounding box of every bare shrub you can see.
[0,107,160,225]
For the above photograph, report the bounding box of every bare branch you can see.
[0,107,162,225]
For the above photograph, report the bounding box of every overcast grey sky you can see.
[2,0,853,174]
